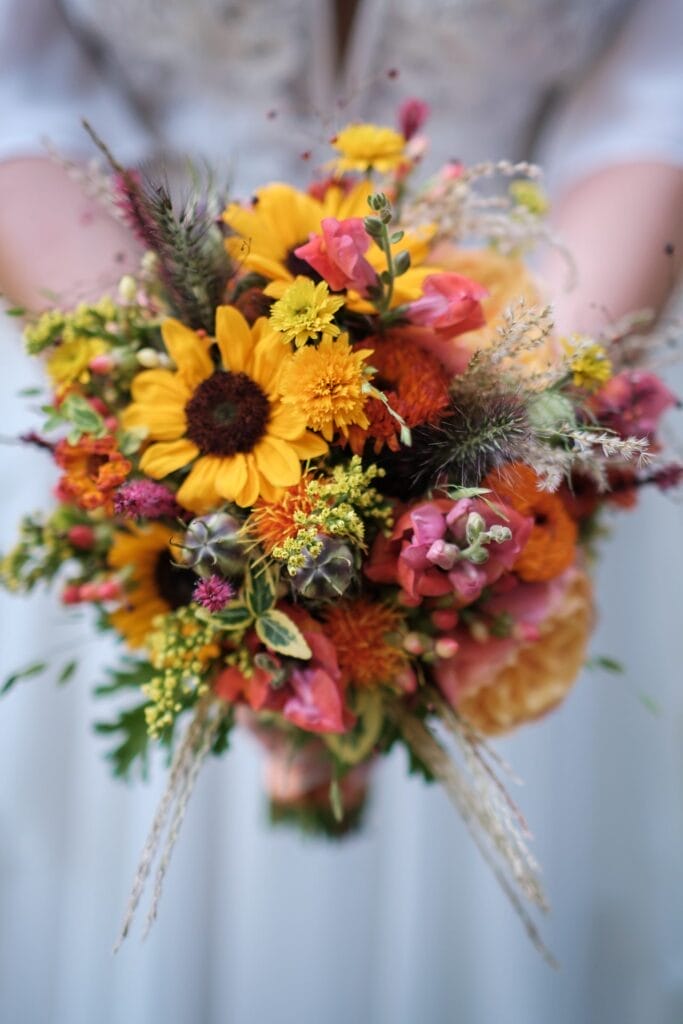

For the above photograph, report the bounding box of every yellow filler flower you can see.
[122,308,328,511]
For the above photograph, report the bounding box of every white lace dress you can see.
[1,3,683,1023]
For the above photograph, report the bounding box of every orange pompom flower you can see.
[55,435,131,512]
[322,598,414,691]
[484,463,577,582]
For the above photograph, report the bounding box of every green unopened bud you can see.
[487,524,512,544]
[182,512,245,577]
[393,250,411,276]
[363,216,385,239]
[465,512,486,545]
[527,391,576,433]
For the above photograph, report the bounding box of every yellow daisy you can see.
[222,180,436,311]
[107,523,193,648]
[331,123,407,174]
[47,336,108,393]
[278,334,372,441]
[122,307,328,512]
[269,277,344,348]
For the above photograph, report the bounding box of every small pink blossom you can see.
[592,370,677,441]
[294,217,378,295]
[398,98,431,140]
[407,272,488,337]
[192,574,235,612]
[283,629,351,734]
[114,480,181,519]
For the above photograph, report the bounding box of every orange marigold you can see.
[348,329,451,454]
[322,598,409,689]
[483,463,577,582]
[55,435,131,512]
[249,478,316,553]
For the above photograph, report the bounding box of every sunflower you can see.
[222,181,436,311]
[107,523,195,648]
[122,308,328,512]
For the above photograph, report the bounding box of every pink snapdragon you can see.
[283,631,350,734]
[407,272,488,336]
[366,497,532,605]
[592,370,677,441]
[294,217,378,295]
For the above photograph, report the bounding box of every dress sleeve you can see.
[0,0,152,164]
[536,0,683,195]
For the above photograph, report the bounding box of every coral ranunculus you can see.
[435,568,593,735]
[294,217,378,296]
[407,272,488,336]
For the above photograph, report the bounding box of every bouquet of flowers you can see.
[2,110,679,951]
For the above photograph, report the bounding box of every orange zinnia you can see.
[484,463,577,582]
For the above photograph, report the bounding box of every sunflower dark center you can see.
[153,551,197,610]
[285,245,324,283]
[185,370,270,456]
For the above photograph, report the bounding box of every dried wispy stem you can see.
[114,695,223,949]
[390,699,557,966]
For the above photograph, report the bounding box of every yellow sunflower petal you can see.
[256,476,284,504]
[250,333,289,394]
[327,179,373,220]
[176,456,221,512]
[215,305,254,373]
[122,402,187,441]
[268,404,309,440]
[161,319,214,388]
[235,454,260,507]
[213,453,248,500]
[253,435,302,488]
[129,368,191,404]
[289,431,329,459]
[140,438,199,478]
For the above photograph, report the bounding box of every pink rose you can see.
[407,272,488,336]
[295,217,378,295]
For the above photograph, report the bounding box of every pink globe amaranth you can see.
[365,497,532,606]
[294,216,378,295]
[407,272,488,336]
[592,370,677,441]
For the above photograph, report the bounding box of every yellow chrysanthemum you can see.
[46,337,108,392]
[122,307,328,512]
[562,335,613,391]
[331,123,407,174]
[107,523,194,648]
[278,334,372,441]
[269,277,344,348]
[222,180,436,312]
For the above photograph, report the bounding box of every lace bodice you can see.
[62,0,628,186]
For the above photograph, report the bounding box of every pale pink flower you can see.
[407,272,488,336]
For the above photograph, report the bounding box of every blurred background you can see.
[1,1,683,1022]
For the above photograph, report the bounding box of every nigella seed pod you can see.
[182,512,245,577]
[291,536,355,601]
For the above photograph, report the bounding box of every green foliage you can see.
[1,661,47,696]
[95,703,152,780]
[255,609,311,659]
[41,393,107,443]
[94,657,155,696]
[244,565,277,617]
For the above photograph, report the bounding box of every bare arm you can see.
[0,158,140,311]
[543,161,683,336]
